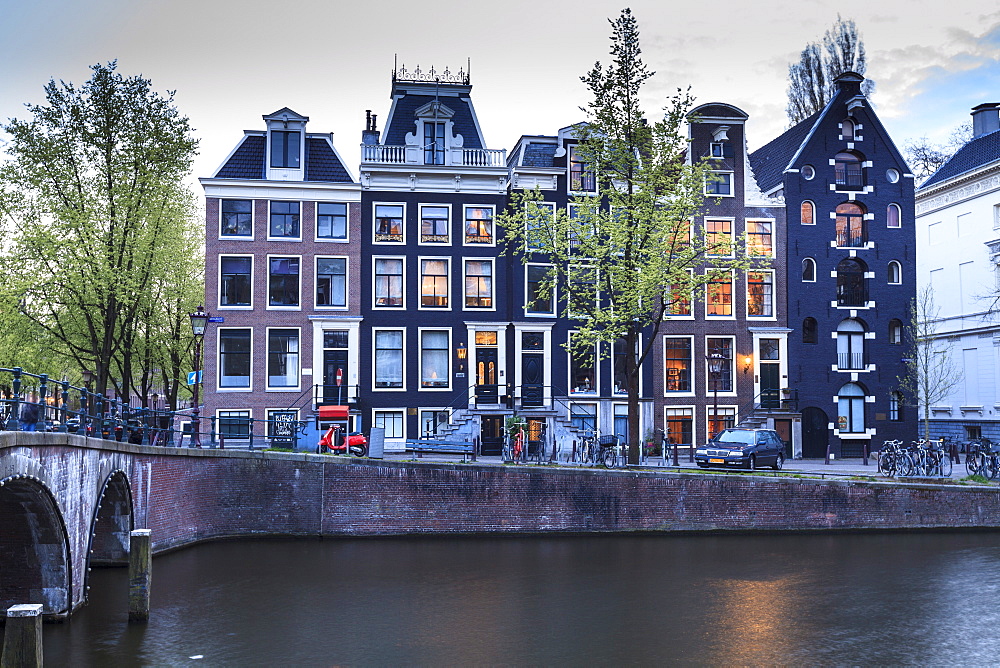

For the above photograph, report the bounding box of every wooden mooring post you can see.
[1,604,43,668]
[128,529,151,622]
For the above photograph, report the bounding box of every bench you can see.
[405,439,475,461]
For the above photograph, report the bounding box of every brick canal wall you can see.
[141,451,1000,552]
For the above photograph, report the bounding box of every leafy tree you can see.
[898,286,963,440]
[904,123,973,184]
[499,9,754,465]
[0,61,202,405]
[786,15,875,124]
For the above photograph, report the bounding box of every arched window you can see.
[802,257,816,282]
[800,200,815,225]
[837,319,865,370]
[836,202,866,247]
[890,391,903,421]
[837,258,867,306]
[835,151,864,189]
[889,319,903,345]
[887,203,901,228]
[888,261,901,284]
[838,383,866,433]
[841,118,855,141]
[802,317,818,344]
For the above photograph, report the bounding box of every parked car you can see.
[695,428,785,470]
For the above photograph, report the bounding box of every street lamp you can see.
[189,306,209,448]
[707,349,726,440]
[456,342,467,375]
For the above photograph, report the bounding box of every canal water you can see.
[30,532,1000,665]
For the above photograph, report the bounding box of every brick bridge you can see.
[6,430,1000,619]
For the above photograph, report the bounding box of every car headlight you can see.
[729,450,745,457]
[695,449,708,456]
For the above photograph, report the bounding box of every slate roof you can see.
[215,134,265,179]
[522,141,558,168]
[749,110,823,193]
[212,134,353,183]
[920,129,1000,189]
[383,94,483,149]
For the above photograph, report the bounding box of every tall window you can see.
[317,202,347,240]
[706,172,733,196]
[613,338,631,394]
[568,265,598,317]
[888,261,902,284]
[526,202,554,251]
[221,199,252,236]
[664,408,693,449]
[887,203,901,229]
[707,272,733,316]
[375,204,404,243]
[836,258,867,306]
[270,201,300,238]
[747,221,773,256]
[837,383,865,433]
[890,391,903,421]
[374,331,403,388]
[889,319,903,345]
[374,410,405,438]
[837,319,865,370]
[706,220,732,256]
[569,145,596,192]
[420,259,449,308]
[316,257,346,308]
[570,403,597,432]
[802,317,818,344]
[270,131,300,168]
[802,258,816,282]
[526,265,554,315]
[747,272,773,317]
[220,256,251,306]
[464,260,493,308]
[465,207,494,244]
[663,338,692,392]
[268,257,299,307]
[374,258,404,307]
[420,330,450,388]
[836,202,866,247]
[267,329,299,388]
[667,274,692,316]
[424,121,446,165]
[420,205,449,243]
[569,333,596,393]
[841,118,855,140]
[834,151,863,188]
[706,338,733,393]
[800,200,815,225]
[614,404,629,442]
[219,329,251,388]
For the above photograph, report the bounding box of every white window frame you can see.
[315,201,349,243]
[266,254,302,311]
[373,202,406,245]
[705,218,735,258]
[218,253,254,310]
[802,257,817,283]
[887,203,902,229]
[372,328,406,391]
[217,409,253,439]
[888,261,902,285]
[217,327,253,392]
[705,269,735,320]
[568,144,598,195]
[267,200,302,241]
[526,202,555,251]
[746,269,775,320]
[525,263,556,317]
[265,326,301,391]
[666,269,695,320]
[219,198,254,239]
[373,409,406,439]
[662,335,695,397]
[373,256,406,310]
[800,200,816,225]
[418,256,451,311]
[705,335,736,396]
[418,327,452,391]
[463,205,496,247]
[315,255,349,310]
[664,406,696,449]
[418,203,451,245]
[462,257,496,311]
[419,408,452,437]
[568,402,598,433]
[705,171,734,197]
[568,330,598,395]
[746,219,774,257]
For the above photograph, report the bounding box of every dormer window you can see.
[424,121,446,165]
[271,131,301,169]
[710,142,725,158]
[841,119,855,141]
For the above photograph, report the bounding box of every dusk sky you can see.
[2,0,999,185]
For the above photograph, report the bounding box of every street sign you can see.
[208,317,225,323]
[187,370,203,386]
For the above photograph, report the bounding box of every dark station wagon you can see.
[695,428,785,470]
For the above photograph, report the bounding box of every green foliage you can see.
[0,62,203,407]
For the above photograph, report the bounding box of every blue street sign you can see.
[208,317,225,323]
[187,370,203,386]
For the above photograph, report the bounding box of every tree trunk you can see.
[626,328,641,466]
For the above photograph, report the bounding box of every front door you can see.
[760,364,780,408]
[522,354,544,408]
[323,350,348,404]
[801,406,829,458]
[476,348,498,402]
[773,418,792,458]
[481,415,504,456]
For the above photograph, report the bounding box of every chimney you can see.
[362,110,380,145]
[833,71,864,96]
[971,103,1000,138]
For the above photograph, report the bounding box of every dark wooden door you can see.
[323,350,348,404]
[760,363,780,408]
[522,353,544,407]
[773,418,792,458]
[481,415,503,456]
[476,348,498,401]
[801,407,829,458]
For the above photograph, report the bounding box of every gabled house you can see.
[750,72,916,458]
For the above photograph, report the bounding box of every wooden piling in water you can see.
[128,529,151,622]
[1,604,43,668]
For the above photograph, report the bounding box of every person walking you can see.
[19,392,40,432]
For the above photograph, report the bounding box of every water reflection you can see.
[28,533,1000,665]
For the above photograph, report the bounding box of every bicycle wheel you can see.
[877,449,892,476]
[987,455,1000,480]
[601,447,616,469]
[940,452,953,477]
[967,451,985,477]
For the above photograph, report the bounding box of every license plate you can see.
[709,458,725,464]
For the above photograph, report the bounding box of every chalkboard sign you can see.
[269,411,297,448]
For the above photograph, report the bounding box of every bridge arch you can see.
[0,475,71,617]
[87,469,134,570]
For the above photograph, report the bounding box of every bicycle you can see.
[877,440,912,477]
[965,438,993,478]
[503,428,524,463]
[597,435,623,469]
[575,430,597,465]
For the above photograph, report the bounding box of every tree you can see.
[904,123,973,184]
[786,16,875,124]
[898,286,963,440]
[0,61,202,405]
[498,9,754,465]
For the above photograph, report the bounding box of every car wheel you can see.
[772,453,784,471]
[747,455,756,470]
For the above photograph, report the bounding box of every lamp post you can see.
[189,306,209,448]
[707,349,726,440]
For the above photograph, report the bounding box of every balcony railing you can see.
[837,286,868,307]
[837,353,866,370]
[836,231,866,247]
[362,144,506,167]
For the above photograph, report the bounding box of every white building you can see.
[915,103,1000,441]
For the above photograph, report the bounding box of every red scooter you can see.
[319,425,368,457]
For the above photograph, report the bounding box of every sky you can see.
[2,0,999,185]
